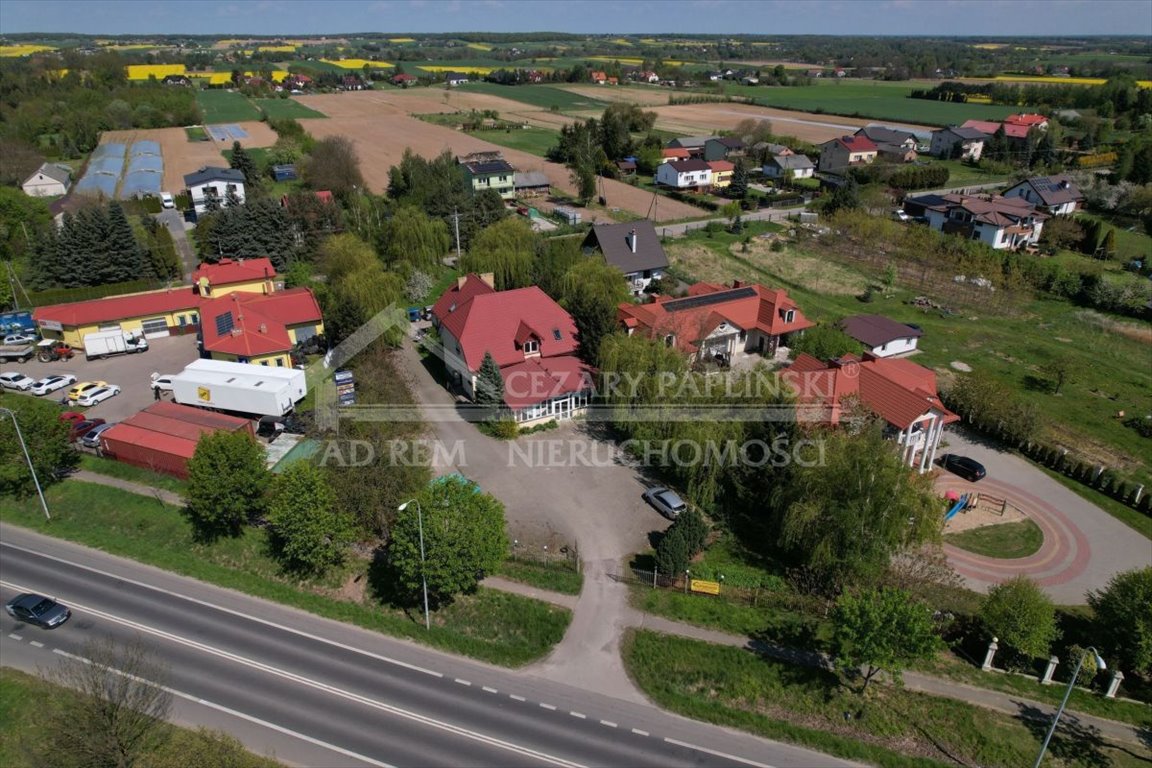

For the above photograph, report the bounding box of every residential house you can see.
[1002,175,1082,216]
[762,154,815,180]
[582,220,669,296]
[444,72,469,87]
[183,166,246,217]
[962,119,1030,148]
[904,193,1047,250]
[617,280,813,364]
[703,136,746,161]
[855,126,918,163]
[654,159,713,190]
[817,135,878,172]
[390,73,417,87]
[1005,113,1049,131]
[707,160,734,190]
[782,353,959,473]
[431,274,593,425]
[513,171,550,197]
[661,147,691,161]
[21,163,71,197]
[340,75,366,91]
[199,287,324,367]
[666,136,710,158]
[590,71,607,84]
[283,73,312,91]
[192,257,276,299]
[161,74,192,87]
[639,70,660,83]
[763,143,794,157]
[839,315,923,358]
[615,159,637,176]
[458,151,516,200]
[930,126,987,160]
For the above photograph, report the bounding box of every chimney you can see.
[456,276,467,290]
[258,323,267,333]
[480,272,496,289]
[628,229,637,253]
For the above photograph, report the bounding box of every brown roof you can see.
[840,315,923,347]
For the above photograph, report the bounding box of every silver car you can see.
[642,486,687,520]
[80,422,117,449]
[5,593,71,629]
[0,371,34,391]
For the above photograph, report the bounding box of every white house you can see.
[654,159,713,190]
[1002,175,1083,217]
[22,163,71,197]
[183,166,246,218]
[930,126,987,161]
[905,193,1047,251]
[839,315,923,358]
[762,154,815,180]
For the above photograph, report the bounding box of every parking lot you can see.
[1,335,200,423]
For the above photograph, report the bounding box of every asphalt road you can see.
[0,526,855,768]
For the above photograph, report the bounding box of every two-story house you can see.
[192,258,276,298]
[183,166,246,218]
[707,160,734,189]
[1002,175,1083,216]
[665,136,710,158]
[431,274,593,425]
[655,159,713,190]
[582,220,669,296]
[703,137,746,162]
[930,126,988,160]
[854,126,918,163]
[198,287,325,367]
[458,152,516,200]
[817,135,878,172]
[617,280,813,364]
[904,193,1047,250]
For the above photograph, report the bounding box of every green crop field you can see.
[196,89,262,123]
[252,98,326,120]
[469,127,558,157]
[721,80,1019,127]
[457,82,609,111]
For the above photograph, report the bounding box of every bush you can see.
[479,418,520,440]
[981,576,1058,662]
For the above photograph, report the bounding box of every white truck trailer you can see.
[171,359,307,417]
[82,329,149,360]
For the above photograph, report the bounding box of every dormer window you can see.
[552,329,562,341]
[664,334,676,347]
[783,309,795,323]
[524,339,539,354]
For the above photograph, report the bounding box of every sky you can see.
[1,0,1150,37]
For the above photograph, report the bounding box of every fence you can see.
[619,565,822,615]
[508,539,580,574]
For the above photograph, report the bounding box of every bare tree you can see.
[32,635,173,768]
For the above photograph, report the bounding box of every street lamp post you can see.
[1032,646,1106,768]
[0,407,50,521]
[397,499,430,631]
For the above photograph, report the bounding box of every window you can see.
[524,340,539,354]
[783,309,795,324]
[552,329,562,341]
[141,317,168,336]
[190,313,199,325]
[260,360,268,366]
[276,358,285,366]
[294,325,317,343]
[664,334,676,347]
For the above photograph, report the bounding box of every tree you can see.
[405,270,435,303]
[475,351,505,414]
[1040,358,1072,395]
[228,140,259,189]
[789,324,858,361]
[0,396,77,498]
[303,136,364,199]
[266,462,354,575]
[461,216,536,290]
[382,206,450,270]
[1087,566,1152,676]
[654,507,710,577]
[33,635,172,768]
[388,475,508,605]
[833,587,941,693]
[1100,228,1117,260]
[728,158,749,200]
[557,258,630,367]
[185,430,269,540]
[774,424,943,592]
[981,575,1058,661]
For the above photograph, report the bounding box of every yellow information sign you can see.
[690,579,721,595]
[197,386,211,402]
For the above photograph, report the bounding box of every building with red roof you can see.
[33,288,201,347]
[617,280,814,365]
[962,118,1031,141]
[98,401,254,479]
[1004,113,1049,130]
[431,274,593,424]
[192,257,276,298]
[199,287,324,367]
[903,192,1047,250]
[782,353,958,472]
[818,134,878,172]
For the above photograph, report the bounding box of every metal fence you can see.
[508,539,580,573]
[618,566,822,613]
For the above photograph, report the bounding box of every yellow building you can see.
[199,288,325,367]
[192,258,276,298]
[33,289,201,347]
[707,160,734,190]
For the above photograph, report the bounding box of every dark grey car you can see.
[643,486,687,519]
[5,593,71,629]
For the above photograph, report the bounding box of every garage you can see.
[141,316,171,339]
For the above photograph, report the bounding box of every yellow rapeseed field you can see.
[126,64,187,80]
[320,58,394,69]
[254,45,297,52]
[389,38,416,43]
[0,44,56,57]
[417,65,496,74]
[611,38,633,46]
[466,43,494,51]
[991,75,1152,88]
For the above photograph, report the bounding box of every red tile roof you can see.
[1005,113,1048,127]
[707,160,735,172]
[833,135,877,153]
[782,353,957,430]
[618,281,812,354]
[200,287,321,357]
[962,119,1030,139]
[432,275,579,371]
[33,288,199,327]
[662,148,691,159]
[192,257,275,289]
[501,356,594,409]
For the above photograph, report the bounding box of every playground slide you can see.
[945,494,970,521]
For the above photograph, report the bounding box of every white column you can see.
[928,417,943,468]
[919,416,937,473]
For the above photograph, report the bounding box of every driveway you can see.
[155,209,198,283]
[938,427,1150,603]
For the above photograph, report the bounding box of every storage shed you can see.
[272,164,298,182]
[99,402,255,479]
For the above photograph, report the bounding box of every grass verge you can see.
[0,667,282,767]
[623,630,1146,768]
[944,519,1044,559]
[2,481,570,668]
[1036,465,1152,539]
[495,557,583,595]
[77,453,188,495]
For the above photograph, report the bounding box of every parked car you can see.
[642,486,687,520]
[67,380,108,402]
[75,385,121,407]
[160,192,175,209]
[940,454,987,482]
[68,418,106,443]
[31,374,78,396]
[5,593,71,629]
[3,333,37,345]
[80,421,117,449]
[0,371,35,390]
[58,411,85,425]
[150,373,175,392]
[892,209,911,222]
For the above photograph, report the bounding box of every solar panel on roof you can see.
[663,286,757,313]
[215,312,234,336]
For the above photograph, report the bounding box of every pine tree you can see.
[475,351,505,415]
[729,158,748,200]
[229,141,260,189]
[1100,228,1117,260]
[107,201,150,282]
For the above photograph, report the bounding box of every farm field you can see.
[722,80,1019,126]
[558,84,672,106]
[648,102,929,144]
[251,97,327,120]
[468,127,558,157]
[454,82,610,112]
[196,89,263,123]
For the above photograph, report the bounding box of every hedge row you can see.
[663,189,720,211]
[1019,441,1150,514]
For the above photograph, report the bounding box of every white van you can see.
[160,192,175,209]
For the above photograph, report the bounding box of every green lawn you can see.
[722,80,1019,126]
[184,125,208,142]
[251,97,326,120]
[624,630,1145,768]
[469,127,558,157]
[945,519,1045,559]
[454,82,609,112]
[2,481,570,667]
[929,158,1018,188]
[0,667,282,768]
[196,90,262,123]
[77,453,188,495]
[495,557,583,595]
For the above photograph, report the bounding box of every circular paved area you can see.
[936,475,1091,590]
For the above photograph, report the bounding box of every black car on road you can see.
[940,454,987,482]
[5,593,71,629]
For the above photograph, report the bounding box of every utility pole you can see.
[452,208,462,262]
